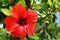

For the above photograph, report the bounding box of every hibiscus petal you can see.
[6,23,19,32]
[4,16,18,32]
[11,27,20,38]
[11,26,26,38]
[4,16,18,26]
[24,24,35,36]
[11,4,27,18]
[27,9,38,23]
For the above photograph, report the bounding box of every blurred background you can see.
[0,0,60,40]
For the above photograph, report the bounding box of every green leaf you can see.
[30,34,39,40]
[47,0,53,7]
[1,8,11,16]
[0,12,6,24]
[53,0,58,4]
[17,0,26,6]
[33,4,42,9]
[0,0,11,7]
[10,37,20,40]
[9,6,12,10]
[48,23,57,29]
[57,33,60,40]
[0,29,8,40]
[20,38,27,40]
[45,31,51,40]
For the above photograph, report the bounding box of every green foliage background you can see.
[0,0,60,40]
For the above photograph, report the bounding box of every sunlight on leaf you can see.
[30,34,39,40]
[47,0,53,7]
[1,8,11,16]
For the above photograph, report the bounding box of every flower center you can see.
[17,18,27,25]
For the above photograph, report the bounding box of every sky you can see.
[55,12,60,27]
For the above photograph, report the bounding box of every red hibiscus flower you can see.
[4,4,37,38]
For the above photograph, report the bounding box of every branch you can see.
[35,23,46,32]
[3,0,19,8]
[35,14,51,32]
[25,0,30,8]
[25,0,32,9]
[9,0,18,6]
